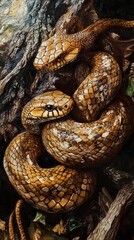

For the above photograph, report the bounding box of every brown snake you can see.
[8,200,27,240]
[34,18,134,71]
[4,17,134,214]
[8,183,134,240]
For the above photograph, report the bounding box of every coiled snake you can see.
[4,17,134,212]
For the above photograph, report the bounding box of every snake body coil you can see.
[4,133,95,212]
[43,98,132,168]
[4,16,134,212]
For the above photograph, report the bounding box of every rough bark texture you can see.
[0,0,87,134]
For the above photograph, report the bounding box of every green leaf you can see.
[126,75,134,97]
[67,217,83,232]
[33,212,46,226]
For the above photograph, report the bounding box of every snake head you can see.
[21,90,74,134]
[33,33,81,72]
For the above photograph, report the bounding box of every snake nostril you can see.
[57,55,62,60]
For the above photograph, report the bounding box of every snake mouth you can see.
[21,90,74,134]
[29,101,74,122]
[34,47,80,72]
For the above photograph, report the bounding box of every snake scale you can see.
[4,15,134,213]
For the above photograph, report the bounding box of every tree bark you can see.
[0,0,92,143]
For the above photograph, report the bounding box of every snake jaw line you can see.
[33,33,81,72]
[21,90,74,134]
[34,47,81,72]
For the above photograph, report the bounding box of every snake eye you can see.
[45,104,54,111]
